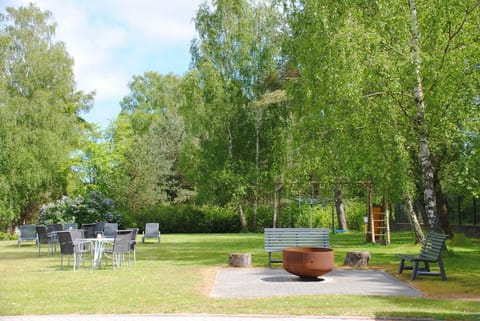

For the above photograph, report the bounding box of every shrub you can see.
[345,201,368,231]
[38,191,122,226]
[130,205,240,233]
[0,231,14,241]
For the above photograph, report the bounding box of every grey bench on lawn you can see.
[264,227,330,267]
[397,232,449,281]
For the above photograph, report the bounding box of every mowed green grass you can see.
[0,231,479,320]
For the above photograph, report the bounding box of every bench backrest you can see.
[264,228,330,252]
[420,232,448,260]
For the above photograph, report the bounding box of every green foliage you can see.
[0,231,14,241]
[127,205,241,233]
[0,4,93,228]
[277,200,367,231]
[184,0,286,218]
[109,72,192,211]
[37,192,121,226]
[344,201,368,231]
[281,0,480,231]
[67,125,117,196]
[38,196,76,225]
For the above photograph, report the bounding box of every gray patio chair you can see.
[35,225,56,255]
[95,222,105,236]
[103,223,118,239]
[47,223,63,250]
[63,222,78,230]
[125,228,139,266]
[57,231,91,270]
[17,224,37,247]
[142,223,160,243]
[47,223,63,233]
[81,223,96,238]
[103,230,132,269]
[70,228,91,253]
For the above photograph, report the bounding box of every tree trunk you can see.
[238,204,249,232]
[409,0,441,233]
[413,199,426,225]
[253,116,260,232]
[344,251,370,267]
[228,253,252,267]
[404,194,425,244]
[273,182,283,228]
[434,173,454,237]
[335,189,347,231]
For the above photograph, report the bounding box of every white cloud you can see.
[102,0,199,42]
[4,0,203,128]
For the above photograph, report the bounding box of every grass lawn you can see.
[0,231,479,320]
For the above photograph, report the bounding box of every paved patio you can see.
[210,268,422,298]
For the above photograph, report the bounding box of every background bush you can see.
[38,191,122,226]
[126,205,241,233]
[270,200,367,231]
[34,194,368,234]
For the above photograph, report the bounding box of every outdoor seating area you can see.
[15,222,160,271]
[4,230,480,319]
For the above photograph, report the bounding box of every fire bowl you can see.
[283,247,334,278]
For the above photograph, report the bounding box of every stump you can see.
[228,253,252,267]
[344,251,370,267]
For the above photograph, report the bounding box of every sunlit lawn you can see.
[0,231,479,320]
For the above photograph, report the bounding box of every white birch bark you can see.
[409,0,441,232]
[404,193,425,244]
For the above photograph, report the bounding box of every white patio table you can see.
[80,236,113,269]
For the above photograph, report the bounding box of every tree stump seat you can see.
[228,253,252,267]
[344,251,371,267]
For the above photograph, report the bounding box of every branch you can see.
[362,91,385,98]
[439,2,480,71]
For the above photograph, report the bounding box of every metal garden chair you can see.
[142,223,160,243]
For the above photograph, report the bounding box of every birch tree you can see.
[282,0,480,234]
[0,4,93,228]
[186,0,284,230]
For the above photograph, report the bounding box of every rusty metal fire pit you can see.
[283,247,334,279]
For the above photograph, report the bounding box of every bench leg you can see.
[268,252,272,268]
[424,262,431,272]
[398,258,406,274]
[411,261,420,280]
[438,257,447,281]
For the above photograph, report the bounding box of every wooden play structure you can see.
[364,182,391,245]
[273,180,391,245]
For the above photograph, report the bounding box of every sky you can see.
[2,0,204,128]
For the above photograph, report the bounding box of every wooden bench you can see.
[264,228,330,267]
[397,232,449,281]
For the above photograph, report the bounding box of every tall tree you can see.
[109,72,189,211]
[282,0,480,234]
[186,0,285,230]
[0,4,93,228]
[283,1,412,231]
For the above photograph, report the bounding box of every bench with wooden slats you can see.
[397,232,449,281]
[264,228,330,267]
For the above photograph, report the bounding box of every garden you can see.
[1,231,479,320]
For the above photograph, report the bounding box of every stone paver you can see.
[211,268,422,298]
